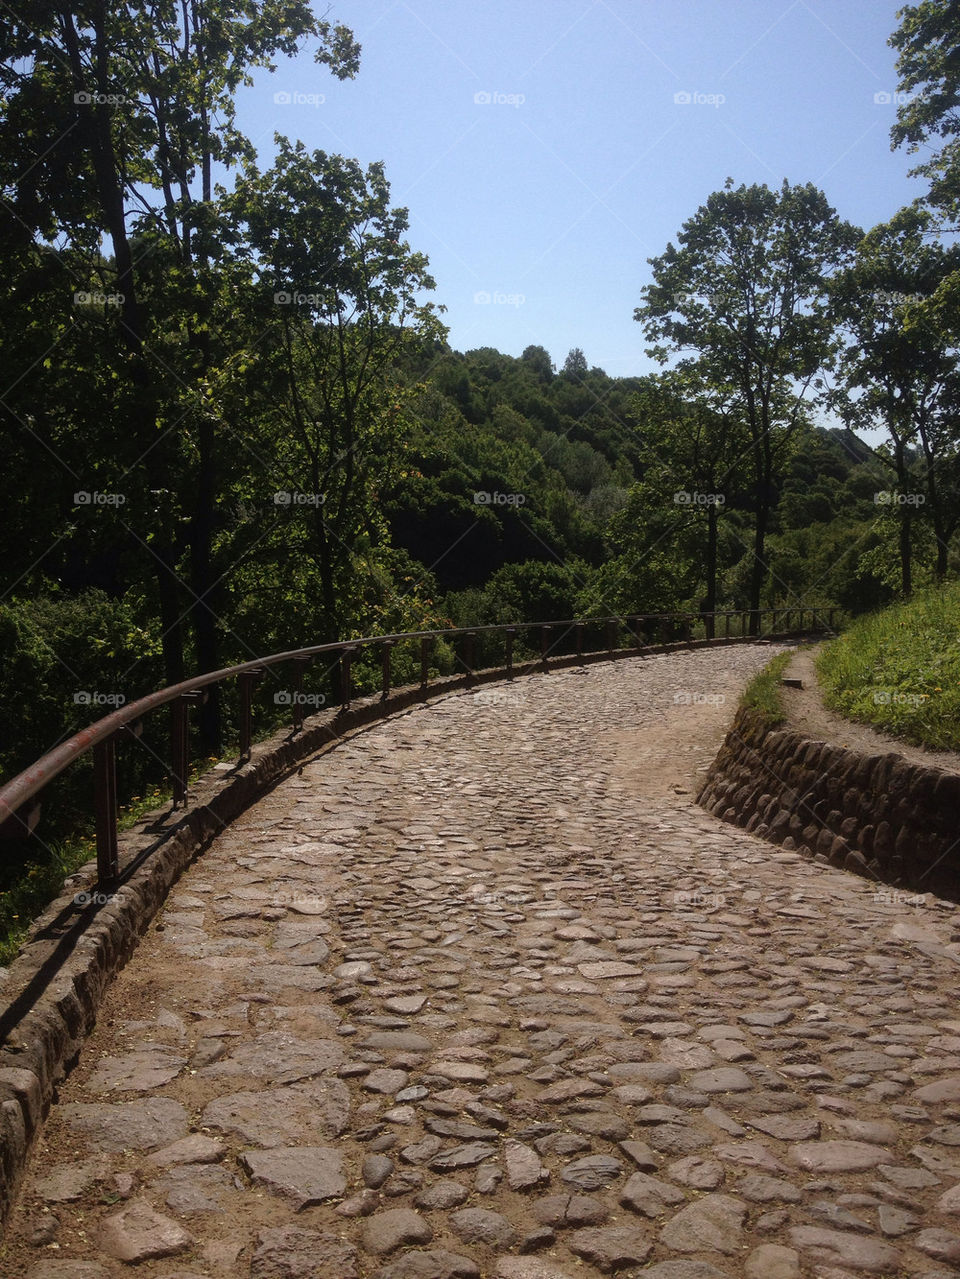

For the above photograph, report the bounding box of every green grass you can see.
[741,650,793,728]
[816,582,960,752]
[0,837,94,967]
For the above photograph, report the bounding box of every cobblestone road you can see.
[6,645,960,1279]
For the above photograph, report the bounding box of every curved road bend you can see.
[5,643,960,1279]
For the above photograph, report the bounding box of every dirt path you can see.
[783,648,960,775]
[4,643,960,1279]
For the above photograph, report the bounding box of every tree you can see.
[0,0,360,736]
[828,207,960,591]
[520,345,554,382]
[636,179,859,629]
[632,371,745,634]
[890,0,960,227]
[224,139,445,640]
[562,347,588,379]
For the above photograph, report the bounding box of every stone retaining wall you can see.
[697,705,960,900]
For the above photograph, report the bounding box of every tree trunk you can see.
[922,438,949,580]
[744,377,766,636]
[156,566,186,686]
[63,5,186,686]
[893,440,913,598]
[191,414,221,753]
[900,507,913,597]
[933,511,949,581]
[704,500,717,639]
[749,501,768,635]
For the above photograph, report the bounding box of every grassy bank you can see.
[817,584,960,752]
[740,650,792,728]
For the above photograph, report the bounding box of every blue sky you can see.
[235,0,922,378]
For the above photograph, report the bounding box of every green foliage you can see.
[381,345,635,593]
[890,0,960,225]
[827,207,960,591]
[0,837,93,966]
[740,651,793,728]
[0,590,166,958]
[562,347,589,378]
[817,582,960,749]
[446,560,589,627]
[0,590,163,798]
[636,179,860,617]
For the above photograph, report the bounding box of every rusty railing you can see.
[0,607,836,893]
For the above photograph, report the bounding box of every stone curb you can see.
[697,704,960,899]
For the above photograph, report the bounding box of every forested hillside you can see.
[383,342,903,627]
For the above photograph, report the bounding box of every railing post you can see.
[172,692,204,806]
[660,618,670,646]
[540,625,551,670]
[340,646,353,709]
[93,736,118,888]
[420,636,432,688]
[171,697,188,809]
[291,656,311,733]
[381,641,393,700]
[605,618,617,655]
[575,623,584,663]
[238,669,262,761]
[684,615,692,645]
[463,631,476,679]
[724,611,730,640]
[505,628,515,678]
[630,616,642,651]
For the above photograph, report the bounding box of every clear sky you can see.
[234,0,922,378]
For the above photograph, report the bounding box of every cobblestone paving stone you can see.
[6,645,960,1279]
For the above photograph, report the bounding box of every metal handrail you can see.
[0,607,836,888]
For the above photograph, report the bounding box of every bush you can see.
[0,588,163,866]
